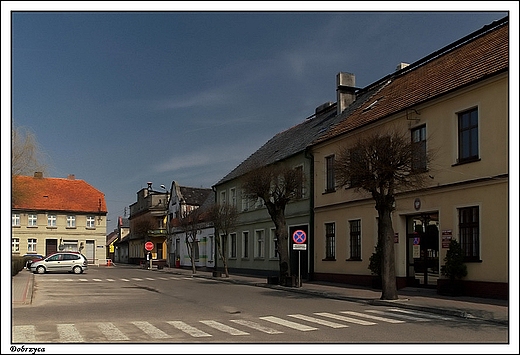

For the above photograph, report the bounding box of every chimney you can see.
[396,62,409,71]
[336,72,356,115]
[34,172,43,178]
[67,174,75,180]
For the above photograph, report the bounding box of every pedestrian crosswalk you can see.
[44,276,199,283]
[12,308,454,343]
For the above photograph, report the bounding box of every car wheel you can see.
[36,266,46,274]
[73,266,82,274]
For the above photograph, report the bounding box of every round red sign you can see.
[145,241,154,251]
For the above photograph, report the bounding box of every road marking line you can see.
[92,278,103,282]
[120,278,130,282]
[169,277,182,280]
[13,325,36,343]
[259,316,317,331]
[158,277,169,280]
[314,312,372,325]
[366,309,431,322]
[97,322,129,341]
[230,319,283,334]
[63,279,74,282]
[57,324,84,342]
[200,320,249,335]
[106,278,115,282]
[78,279,88,282]
[131,278,143,281]
[288,314,348,328]
[145,277,155,280]
[386,308,454,320]
[131,321,170,339]
[167,321,212,337]
[183,277,194,280]
[340,311,405,324]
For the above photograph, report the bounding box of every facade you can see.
[128,182,169,265]
[11,172,108,264]
[113,216,130,264]
[167,181,214,269]
[311,17,508,299]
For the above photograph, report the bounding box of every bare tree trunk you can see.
[273,211,291,286]
[215,236,229,277]
[379,207,398,300]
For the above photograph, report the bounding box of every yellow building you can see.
[12,172,108,264]
[311,17,508,299]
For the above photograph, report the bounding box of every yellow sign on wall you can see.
[109,245,114,253]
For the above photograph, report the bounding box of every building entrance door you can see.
[406,213,439,288]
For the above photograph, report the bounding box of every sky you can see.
[3,3,517,237]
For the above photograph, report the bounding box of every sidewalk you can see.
[12,266,509,326]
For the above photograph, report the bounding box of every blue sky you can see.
[3,3,516,234]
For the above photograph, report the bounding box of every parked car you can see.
[23,254,44,270]
[30,252,88,274]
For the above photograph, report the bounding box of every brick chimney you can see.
[67,174,75,180]
[34,172,43,178]
[336,72,356,115]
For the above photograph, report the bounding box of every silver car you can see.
[30,252,88,274]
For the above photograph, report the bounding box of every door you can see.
[45,239,58,256]
[406,213,439,288]
[85,240,95,264]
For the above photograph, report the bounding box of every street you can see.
[12,266,508,349]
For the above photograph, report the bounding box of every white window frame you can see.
[220,190,226,205]
[47,214,57,227]
[229,233,237,259]
[86,216,96,229]
[12,238,20,252]
[12,213,20,227]
[230,187,236,207]
[254,229,265,258]
[269,228,277,259]
[28,213,38,227]
[27,238,37,252]
[242,231,249,259]
[67,215,76,228]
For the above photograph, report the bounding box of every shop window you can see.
[325,222,336,259]
[349,220,361,260]
[459,206,480,261]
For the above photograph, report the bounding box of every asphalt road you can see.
[12,267,508,349]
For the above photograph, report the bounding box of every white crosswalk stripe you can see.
[145,277,155,280]
[57,324,84,342]
[12,325,36,343]
[288,314,348,328]
[229,319,284,334]
[199,320,249,335]
[167,321,212,337]
[386,308,454,320]
[260,316,317,331]
[106,278,115,282]
[366,309,432,322]
[92,278,102,282]
[131,278,143,281]
[120,278,130,282]
[315,312,375,325]
[78,278,88,282]
[131,321,170,339]
[97,322,130,340]
[158,277,169,280]
[340,311,405,324]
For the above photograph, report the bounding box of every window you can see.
[12,238,20,252]
[412,125,427,172]
[459,206,480,261]
[47,214,57,227]
[241,190,250,211]
[230,188,236,207]
[294,165,304,199]
[349,220,361,260]
[269,228,278,258]
[12,213,20,227]
[28,214,38,227]
[458,108,479,163]
[242,231,249,258]
[230,233,237,258]
[86,216,95,229]
[325,155,335,192]
[27,238,37,252]
[254,229,265,258]
[325,223,335,259]
[67,215,76,228]
[255,197,264,209]
[62,240,78,252]
[193,240,200,262]
[220,191,226,205]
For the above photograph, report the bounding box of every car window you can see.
[63,254,80,260]
[47,254,63,261]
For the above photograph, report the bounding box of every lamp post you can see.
[160,184,170,268]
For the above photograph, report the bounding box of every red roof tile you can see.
[12,175,107,214]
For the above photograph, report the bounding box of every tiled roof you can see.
[315,17,508,143]
[12,175,107,214]
[179,186,213,206]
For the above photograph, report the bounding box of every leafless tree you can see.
[241,164,304,286]
[178,207,205,274]
[335,129,431,300]
[208,203,239,277]
[11,125,49,206]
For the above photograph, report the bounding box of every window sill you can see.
[346,258,362,261]
[452,158,481,167]
[322,258,336,261]
[322,189,336,195]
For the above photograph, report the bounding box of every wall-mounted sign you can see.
[414,198,421,210]
[442,230,453,248]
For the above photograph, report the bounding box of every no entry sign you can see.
[145,241,154,251]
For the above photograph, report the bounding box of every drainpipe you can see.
[304,147,315,281]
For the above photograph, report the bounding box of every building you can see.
[11,172,108,264]
[127,182,169,265]
[113,216,130,264]
[310,17,508,299]
[167,181,214,269]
